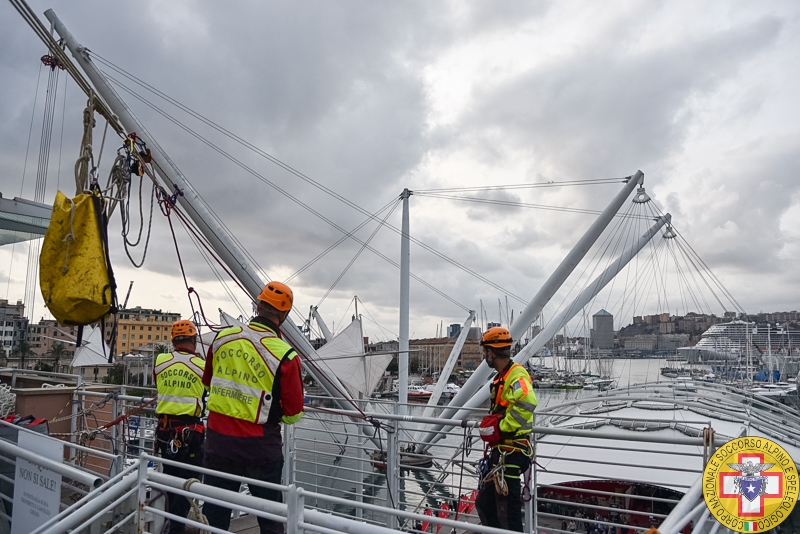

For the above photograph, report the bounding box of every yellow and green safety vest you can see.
[155,350,206,417]
[490,362,538,439]
[207,321,296,424]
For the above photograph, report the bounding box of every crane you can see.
[122,281,134,310]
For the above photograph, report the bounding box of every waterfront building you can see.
[592,309,614,349]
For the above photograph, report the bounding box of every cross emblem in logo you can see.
[719,452,783,517]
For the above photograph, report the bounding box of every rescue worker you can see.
[201,281,304,534]
[475,327,538,532]
[154,320,206,534]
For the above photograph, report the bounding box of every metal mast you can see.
[427,171,644,429]
[311,306,333,342]
[419,213,671,449]
[45,10,360,414]
[398,188,412,413]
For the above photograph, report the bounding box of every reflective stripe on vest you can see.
[207,322,292,424]
[491,362,537,438]
[155,351,205,417]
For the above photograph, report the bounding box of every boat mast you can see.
[418,214,671,450]
[45,10,361,416]
[398,188,411,414]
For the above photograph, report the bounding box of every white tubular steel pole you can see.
[398,189,412,414]
[419,172,644,434]
[311,306,333,341]
[422,311,474,414]
[419,214,671,450]
[414,311,474,442]
[46,10,359,416]
[510,170,643,341]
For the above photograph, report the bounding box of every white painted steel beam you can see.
[419,311,474,422]
[398,189,411,413]
[46,10,362,423]
[311,306,333,341]
[427,172,644,436]
[418,214,671,450]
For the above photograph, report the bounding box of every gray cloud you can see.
[0,1,798,341]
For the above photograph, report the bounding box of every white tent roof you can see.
[315,318,391,398]
[70,325,112,367]
[537,383,800,492]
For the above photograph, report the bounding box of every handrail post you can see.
[111,394,119,455]
[356,436,364,520]
[283,424,295,485]
[385,415,400,529]
[70,387,79,450]
[286,484,305,534]
[532,431,539,534]
[136,453,149,534]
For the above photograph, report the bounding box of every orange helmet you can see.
[480,327,512,348]
[171,320,198,339]
[258,281,294,312]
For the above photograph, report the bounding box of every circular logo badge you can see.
[703,437,798,532]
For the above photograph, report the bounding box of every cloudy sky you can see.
[1,1,798,344]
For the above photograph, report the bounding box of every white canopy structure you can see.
[316,318,390,399]
[69,325,112,368]
[536,382,800,492]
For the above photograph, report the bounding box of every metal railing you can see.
[9,372,789,533]
[3,394,729,533]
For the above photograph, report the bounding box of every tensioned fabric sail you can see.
[316,318,391,398]
[70,325,111,367]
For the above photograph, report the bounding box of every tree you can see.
[103,363,125,385]
[153,343,169,355]
[13,341,32,370]
[48,342,68,373]
[34,361,53,372]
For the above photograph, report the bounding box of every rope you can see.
[483,455,509,496]
[182,478,210,532]
[104,154,129,217]
[60,197,76,274]
[400,429,473,529]
[74,93,95,195]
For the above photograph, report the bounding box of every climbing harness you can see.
[482,449,509,496]
[157,420,205,462]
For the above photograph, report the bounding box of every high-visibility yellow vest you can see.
[207,321,296,424]
[155,350,206,417]
[490,362,537,438]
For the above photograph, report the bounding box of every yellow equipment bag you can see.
[39,191,114,325]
